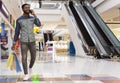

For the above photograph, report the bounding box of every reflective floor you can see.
[0,51,120,83]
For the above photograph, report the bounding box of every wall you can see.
[61,4,86,56]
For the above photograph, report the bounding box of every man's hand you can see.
[30,10,36,16]
[11,44,16,51]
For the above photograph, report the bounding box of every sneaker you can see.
[23,74,29,81]
[29,68,32,77]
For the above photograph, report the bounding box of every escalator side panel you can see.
[83,1,120,55]
[69,1,94,46]
[83,6,115,54]
[83,6,112,46]
[73,2,111,56]
[65,4,88,53]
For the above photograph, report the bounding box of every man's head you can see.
[22,3,30,14]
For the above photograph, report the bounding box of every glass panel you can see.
[85,2,120,46]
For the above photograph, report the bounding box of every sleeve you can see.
[34,16,41,27]
[13,19,21,44]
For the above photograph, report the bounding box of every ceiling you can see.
[23,0,120,35]
[100,6,120,22]
[96,0,120,22]
[1,0,120,37]
[25,0,120,23]
[29,1,68,36]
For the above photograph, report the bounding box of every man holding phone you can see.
[12,3,41,80]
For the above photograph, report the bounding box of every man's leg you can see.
[28,42,36,69]
[21,42,28,74]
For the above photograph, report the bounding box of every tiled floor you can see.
[0,51,120,83]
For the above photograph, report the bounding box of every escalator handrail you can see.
[64,4,88,49]
[73,2,108,55]
[84,1,120,47]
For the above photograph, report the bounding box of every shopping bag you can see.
[13,52,22,72]
[6,53,14,69]
[10,56,16,70]
[16,39,20,48]
[15,39,20,56]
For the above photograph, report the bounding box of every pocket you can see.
[19,21,27,27]
[28,19,34,24]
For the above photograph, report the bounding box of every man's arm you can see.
[12,19,21,50]
[30,10,41,27]
[13,19,21,44]
[34,16,41,27]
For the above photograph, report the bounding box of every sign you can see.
[1,22,5,36]
[0,36,8,45]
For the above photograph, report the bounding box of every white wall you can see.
[61,4,86,56]
[2,0,22,19]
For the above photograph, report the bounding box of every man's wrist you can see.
[13,41,16,45]
[33,15,37,18]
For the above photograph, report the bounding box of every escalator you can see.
[83,1,120,56]
[67,1,96,56]
[67,1,111,58]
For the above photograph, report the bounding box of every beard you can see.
[23,10,30,14]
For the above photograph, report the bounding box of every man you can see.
[39,0,42,8]
[12,3,41,80]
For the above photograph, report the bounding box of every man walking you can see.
[12,3,41,80]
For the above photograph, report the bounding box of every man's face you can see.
[23,5,30,14]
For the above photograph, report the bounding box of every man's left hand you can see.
[30,10,36,16]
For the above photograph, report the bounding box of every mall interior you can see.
[1,0,120,83]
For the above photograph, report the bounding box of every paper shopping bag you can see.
[13,53,22,72]
[6,53,14,69]
[10,55,16,70]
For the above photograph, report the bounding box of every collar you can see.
[22,14,30,18]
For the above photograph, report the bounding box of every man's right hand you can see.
[11,44,16,51]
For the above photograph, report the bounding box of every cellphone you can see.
[29,10,32,13]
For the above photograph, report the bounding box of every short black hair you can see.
[22,3,30,10]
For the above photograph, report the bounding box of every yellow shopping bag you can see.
[6,53,14,69]
[10,55,16,70]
